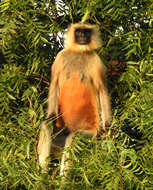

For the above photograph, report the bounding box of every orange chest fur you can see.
[57,74,100,132]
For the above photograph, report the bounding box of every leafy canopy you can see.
[0,0,153,189]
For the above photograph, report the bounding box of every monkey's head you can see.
[65,23,102,52]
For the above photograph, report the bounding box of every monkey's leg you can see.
[37,121,52,172]
[60,132,75,177]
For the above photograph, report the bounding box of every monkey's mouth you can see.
[78,39,91,45]
[79,41,88,45]
[75,36,91,45]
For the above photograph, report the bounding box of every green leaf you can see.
[7,92,16,100]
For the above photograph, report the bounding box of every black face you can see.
[75,28,92,45]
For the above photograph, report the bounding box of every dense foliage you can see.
[0,0,153,189]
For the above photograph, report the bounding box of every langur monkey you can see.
[37,23,112,176]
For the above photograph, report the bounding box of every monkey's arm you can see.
[47,55,62,119]
[98,76,112,131]
[47,74,58,118]
[91,56,112,130]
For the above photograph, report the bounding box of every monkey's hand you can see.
[104,120,111,131]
